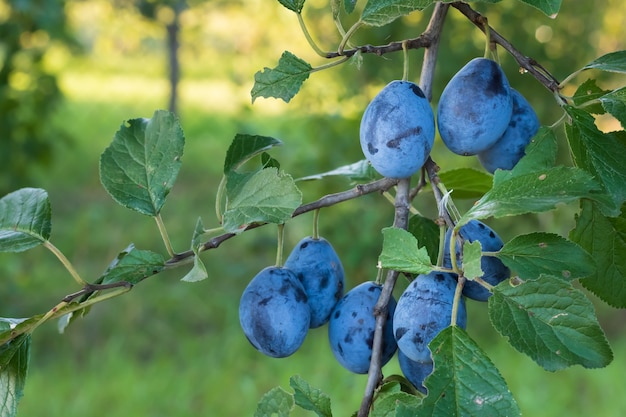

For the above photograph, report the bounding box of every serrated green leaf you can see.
[0,327,30,417]
[261,152,281,170]
[224,134,283,174]
[297,160,377,183]
[99,110,184,216]
[181,217,209,283]
[582,50,626,74]
[251,51,312,103]
[289,375,332,417]
[379,227,433,274]
[255,386,294,417]
[223,168,302,233]
[599,86,626,129]
[277,0,306,13]
[516,0,561,16]
[565,106,626,216]
[437,168,492,199]
[572,79,609,115]
[371,391,421,417]
[361,0,433,26]
[418,326,520,417]
[497,232,595,281]
[101,246,165,285]
[570,200,626,308]
[462,241,484,280]
[460,166,604,225]
[407,215,440,265]
[504,127,557,178]
[0,188,51,252]
[489,275,613,371]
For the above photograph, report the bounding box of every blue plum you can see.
[437,58,513,155]
[239,266,310,358]
[478,88,540,173]
[443,220,510,301]
[284,236,345,328]
[360,80,435,178]
[328,281,397,374]
[398,350,433,394]
[393,271,467,362]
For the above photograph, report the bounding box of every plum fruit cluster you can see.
[239,236,345,358]
[437,58,539,171]
[359,58,538,177]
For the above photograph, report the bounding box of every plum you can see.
[478,88,540,173]
[398,350,433,394]
[360,80,435,178]
[393,271,467,362]
[443,220,510,301]
[239,266,310,358]
[284,236,345,328]
[328,281,397,374]
[437,58,513,155]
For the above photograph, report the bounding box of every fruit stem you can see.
[481,15,491,59]
[43,240,88,287]
[276,223,285,267]
[297,12,328,57]
[402,40,410,81]
[312,208,320,239]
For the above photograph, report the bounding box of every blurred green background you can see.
[1,0,625,416]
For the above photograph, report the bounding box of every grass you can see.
[4,41,626,417]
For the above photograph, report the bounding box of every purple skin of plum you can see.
[328,282,397,374]
[478,88,540,173]
[437,58,513,156]
[239,266,310,358]
[443,220,510,301]
[398,350,433,394]
[284,236,345,328]
[393,271,467,363]
[360,80,435,178]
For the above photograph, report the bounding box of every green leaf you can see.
[497,232,596,281]
[101,245,165,285]
[344,0,358,14]
[99,110,184,216]
[407,215,440,265]
[581,50,626,74]
[261,152,281,170]
[516,0,561,16]
[361,0,433,27]
[462,241,484,280]
[572,79,608,115]
[224,134,283,174]
[181,217,209,283]
[599,86,626,129]
[0,327,30,417]
[297,160,377,183]
[379,227,433,275]
[418,326,520,417]
[371,391,420,417]
[437,168,492,199]
[460,166,604,225]
[506,127,557,177]
[565,106,626,216]
[289,375,332,417]
[277,0,306,13]
[223,168,302,233]
[251,51,313,103]
[489,275,613,371]
[255,386,294,417]
[0,188,51,252]
[570,200,626,308]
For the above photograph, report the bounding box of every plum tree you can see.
[328,282,397,374]
[437,58,513,155]
[478,89,540,173]
[393,271,467,362]
[360,80,435,178]
[284,236,345,328]
[239,266,310,358]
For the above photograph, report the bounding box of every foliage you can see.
[1,0,626,417]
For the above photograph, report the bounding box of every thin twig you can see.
[326,33,432,58]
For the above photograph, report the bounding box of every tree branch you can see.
[325,33,432,59]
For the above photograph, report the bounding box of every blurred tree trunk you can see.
[166,3,182,115]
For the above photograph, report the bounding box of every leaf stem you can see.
[43,240,88,286]
[297,12,328,57]
[310,56,350,73]
[338,20,364,55]
[451,274,466,326]
[155,213,175,257]
[215,175,227,223]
